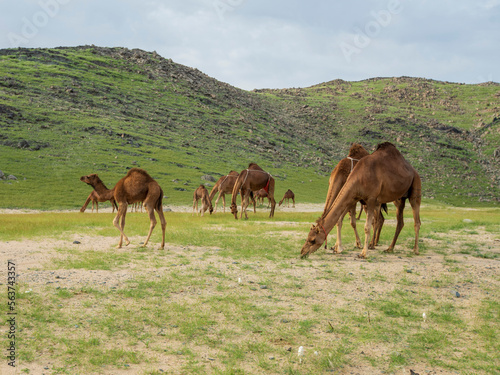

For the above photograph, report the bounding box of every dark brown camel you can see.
[279,189,295,208]
[230,163,276,219]
[82,168,166,249]
[193,185,213,216]
[80,174,118,213]
[208,171,239,213]
[301,142,421,259]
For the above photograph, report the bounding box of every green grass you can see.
[1,47,499,211]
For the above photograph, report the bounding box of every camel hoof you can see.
[357,253,367,259]
[383,248,394,253]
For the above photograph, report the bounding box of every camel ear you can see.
[310,225,315,231]
[315,227,320,234]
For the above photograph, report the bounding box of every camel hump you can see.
[126,168,154,180]
[348,143,370,159]
[375,142,396,151]
[228,170,239,176]
[247,163,263,171]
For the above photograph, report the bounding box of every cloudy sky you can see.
[1,0,499,90]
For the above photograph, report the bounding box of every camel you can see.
[80,174,118,213]
[82,168,166,249]
[193,185,213,216]
[279,189,295,208]
[208,171,239,213]
[230,163,276,219]
[255,188,271,207]
[319,143,370,253]
[301,142,421,259]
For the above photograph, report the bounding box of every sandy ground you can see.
[0,205,498,375]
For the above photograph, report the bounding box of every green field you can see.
[1,204,499,374]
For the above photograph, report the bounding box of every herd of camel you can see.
[80,141,421,259]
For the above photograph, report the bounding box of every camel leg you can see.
[214,192,222,213]
[80,194,92,213]
[385,199,405,253]
[332,208,348,253]
[368,206,382,249]
[348,204,362,249]
[372,210,384,247]
[241,190,251,220]
[156,207,166,250]
[359,205,374,258]
[143,205,157,247]
[113,203,130,248]
[409,194,421,255]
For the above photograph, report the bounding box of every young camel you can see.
[82,168,166,249]
[230,163,276,219]
[278,189,295,208]
[193,185,213,216]
[208,171,239,213]
[301,142,421,259]
[80,174,118,213]
[255,188,271,207]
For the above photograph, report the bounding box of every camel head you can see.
[300,223,326,259]
[80,174,102,187]
[230,203,238,219]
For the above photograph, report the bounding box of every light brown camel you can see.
[208,171,239,213]
[193,185,213,216]
[279,189,295,208]
[230,163,276,219]
[80,174,118,213]
[82,168,166,249]
[301,142,421,259]
[319,143,370,253]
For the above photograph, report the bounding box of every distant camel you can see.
[193,185,213,216]
[82,168,166,249]
[301,142,421,259]
[230,163,276,219]
[208,171,239,213]
[80,174,118,213]
[279,189,295,208]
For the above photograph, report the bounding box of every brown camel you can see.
[301,142,421,259]
[193,185,213,216]
[208,171,239,213]
[82,168,166,249]
[279,189,295,208]
[80,174,118,213]
[255,188,271,207]
[319,143,370,253]
[230,163,276,219]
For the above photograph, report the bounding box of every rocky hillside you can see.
[0,46,498,209]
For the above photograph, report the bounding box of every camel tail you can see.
[381,203,388,216]
[156,188,164,211]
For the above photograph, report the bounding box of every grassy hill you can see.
[0,46,499,210]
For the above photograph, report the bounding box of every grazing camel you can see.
[301,142,421,259]
[208,171,239,213]
[230,163,276,219]
[82,168,166,249]
[320,143,370,253]
[279,189,295,208]
[193,185,213,216]
[80,174,118,213]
